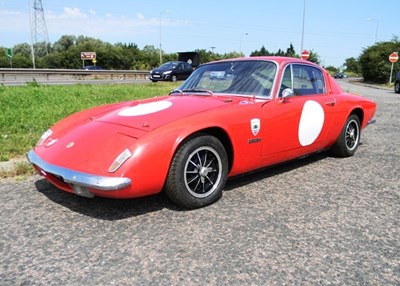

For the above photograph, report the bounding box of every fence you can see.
[0,69,150,85]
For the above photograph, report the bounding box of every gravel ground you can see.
[1,80,399,285]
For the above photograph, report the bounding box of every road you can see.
[1,79,399,285]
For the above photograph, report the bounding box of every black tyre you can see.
[330,114,361,157]
[165,134,229,209]
[171,75,177,82]
[395,81,400,94]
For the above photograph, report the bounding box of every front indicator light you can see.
[108,148,132,173]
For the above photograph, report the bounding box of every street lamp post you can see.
[367,18,379,42]
[159,10,170,65]
[300,0,306,54]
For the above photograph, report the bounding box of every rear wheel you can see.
[165,134,228,209]
[395,81,400,94]
[330,114,361,157]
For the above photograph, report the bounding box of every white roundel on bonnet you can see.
[118,100,172,116]
[298,100,325,146]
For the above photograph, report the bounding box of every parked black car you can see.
[395,71,400,94]
[150,61,193,82]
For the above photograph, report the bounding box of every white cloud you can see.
[136,13,145,20]
[89,9,96,15]
[63,7,87,18]
[0,9,21,16]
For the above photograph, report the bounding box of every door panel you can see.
[260,64,336,160]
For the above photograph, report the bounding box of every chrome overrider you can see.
[368,118,376,125]
[27,150,131,191]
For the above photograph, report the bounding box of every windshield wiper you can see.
[169,89,183,96]
[182,88,213,96]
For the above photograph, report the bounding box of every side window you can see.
[279,65,292,97]
[292,65,325,95]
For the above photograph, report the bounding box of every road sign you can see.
[389,52,398,63]
[81,52,96,60]
[7,48,12,60]
[389,52,398,83]
[301,50,310,60]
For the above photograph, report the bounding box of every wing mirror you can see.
[281,88,294,102]
[282,88,294,98]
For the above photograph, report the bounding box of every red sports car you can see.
[28,57,376,209]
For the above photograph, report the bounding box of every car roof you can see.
[205,56,319,67]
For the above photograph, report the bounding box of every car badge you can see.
[66,142,75,148]
[251,118,261,136]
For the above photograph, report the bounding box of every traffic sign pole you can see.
[390,62,394,84]
[7,48,12,68]
[389,52,398,83]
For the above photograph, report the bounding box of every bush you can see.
[359,38,400,83]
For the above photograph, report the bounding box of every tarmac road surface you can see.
[1,79,399,285]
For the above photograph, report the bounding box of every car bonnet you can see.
[94,95,234,131]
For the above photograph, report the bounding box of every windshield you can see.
[159,62,178,69]
[178,60,277,97]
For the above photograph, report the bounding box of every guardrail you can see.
[0,68,150,84]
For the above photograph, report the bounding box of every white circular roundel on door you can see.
[118,100,172,116]
[298,100,325,146]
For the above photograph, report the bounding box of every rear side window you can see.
[279,64,325,96]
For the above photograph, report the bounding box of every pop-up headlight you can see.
[37,129,53,146]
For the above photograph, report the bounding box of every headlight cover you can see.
[163,70,172,75]
[37,129,53,146]
[108,148,132,173]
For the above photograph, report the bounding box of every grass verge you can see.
[0,82,179,166]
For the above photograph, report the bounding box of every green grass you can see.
[0,82,179,161]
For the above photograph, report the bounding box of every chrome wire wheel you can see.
[184,146,222,198]
[330,114,361,157]
[345,118,360,151]
[165,134,228,209]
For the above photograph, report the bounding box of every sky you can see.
[0,0,399,67]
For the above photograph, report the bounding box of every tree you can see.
[359,37,400,83]
[344,57,361,74]
[306,50,320,65]
[286,43,296,57]
[53,35,76,52]
[324,66,339,75]
[250,46,270,57]
[0,47,10,67]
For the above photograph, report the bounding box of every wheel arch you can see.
[350,107,364,126]
[175,127,234,173]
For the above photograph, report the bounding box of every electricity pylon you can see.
[29,0,50,68]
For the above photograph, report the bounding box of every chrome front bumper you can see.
[27,150,131,191]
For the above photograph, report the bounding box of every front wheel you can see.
[330,114,361,157]
[165,134,229,209]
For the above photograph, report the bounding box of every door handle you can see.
[325,98,336,106]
